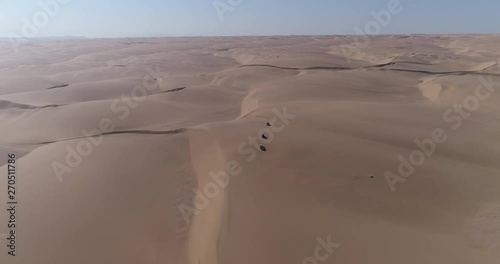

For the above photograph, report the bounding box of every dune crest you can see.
[238,90,260,119]
[1,35,500,264]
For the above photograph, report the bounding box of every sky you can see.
[0,0,499,38]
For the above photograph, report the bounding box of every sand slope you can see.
[1,35,500,264]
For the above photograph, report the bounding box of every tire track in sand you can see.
[186,128,229,264]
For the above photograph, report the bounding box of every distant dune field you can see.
[0,35,500,264]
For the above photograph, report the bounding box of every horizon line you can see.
[2,33,500,40]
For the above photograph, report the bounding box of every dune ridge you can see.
[0,35,500,264]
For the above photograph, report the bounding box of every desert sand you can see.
[0,35,500,264]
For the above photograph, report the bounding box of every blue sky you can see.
[1,0,499,38]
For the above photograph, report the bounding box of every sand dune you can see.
[1,35,500,264]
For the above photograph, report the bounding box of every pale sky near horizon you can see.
[1,0,499,38]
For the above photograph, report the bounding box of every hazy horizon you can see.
[1,0,500,39]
